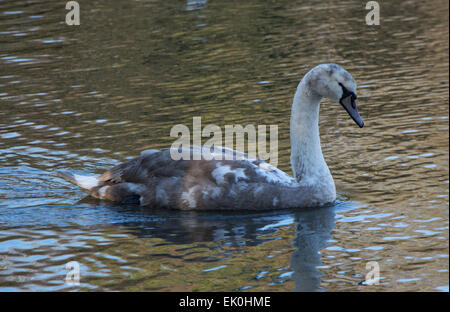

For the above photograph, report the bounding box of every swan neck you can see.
[290,81,331,185]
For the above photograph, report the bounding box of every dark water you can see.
[0,0,448,291]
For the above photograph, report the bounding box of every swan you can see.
[58,64,364,210]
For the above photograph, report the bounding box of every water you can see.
[0,0,448,291]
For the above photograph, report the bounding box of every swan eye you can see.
[338,83,356,101]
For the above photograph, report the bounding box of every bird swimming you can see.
[58,64,364,210]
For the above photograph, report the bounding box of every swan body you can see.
[58,64,364,210]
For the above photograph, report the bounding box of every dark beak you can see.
[339,94,364,128]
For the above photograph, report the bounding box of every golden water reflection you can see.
[0,0,448,291]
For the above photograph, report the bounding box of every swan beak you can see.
[339,94,364,128]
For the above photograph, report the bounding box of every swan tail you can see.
[57,170,78,185]
[58,170,143,204]
[58,171,101,192]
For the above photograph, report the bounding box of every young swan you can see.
[58,64,364,210]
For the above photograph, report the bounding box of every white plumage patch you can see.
[74,174,99,189]
[211,164,232,185]
[211,163,249,185]
[181,186,200,208]
[252,162,297,186]
[98,186,109,197]
[232,168,247,182]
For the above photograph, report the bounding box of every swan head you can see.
[305,64,364,128]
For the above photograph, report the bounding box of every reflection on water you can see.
[0,199,338,291]
[291,206,335,291]
[0,0,448,291]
